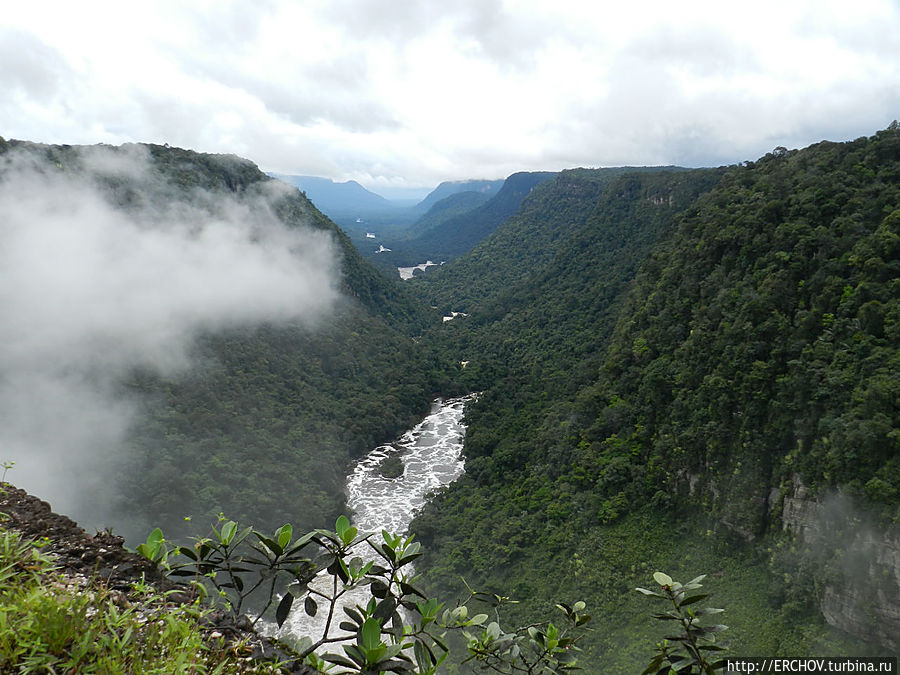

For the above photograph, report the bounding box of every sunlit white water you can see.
[397,260,441,280]
[271,394,474,644]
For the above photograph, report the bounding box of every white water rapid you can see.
[271,394,474,645]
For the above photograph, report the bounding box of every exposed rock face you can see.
[0,482,168,590]
[780,480,900,651]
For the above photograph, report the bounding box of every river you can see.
[397,260,441,280]
[271,394,474,643]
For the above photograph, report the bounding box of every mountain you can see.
[413,178,505,213]
[0,139,444,543]
[409,129,900,666]
[271,174,392,216]
[387,171,557,266]
[408,166,692,310]
[4,129,898,670]
[402,190,492,238]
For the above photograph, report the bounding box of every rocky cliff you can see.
[780,479,900,650]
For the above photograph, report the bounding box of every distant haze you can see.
[0,145,339,526]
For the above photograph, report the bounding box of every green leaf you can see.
[322,652,358,668]
[371,580,390,599]
[382,644,404,660]
[146,527,164,546]
[343,644,367,667]
[640,654,666,675]
[669,657,696,670]
[360,617,383,651]
[275,592,293,627]
[255,534,283,557]
[304,595,318,617]
[336,515,351,538]
[341,525,358,546]
[635,587,662,597]
[276,523,292,549]
[414,640,432,670]
[653,572,674,586]
[284,531,317,554]
[652,613,680,621]
[219,520,237,546]
[327,557,350,583]
[374,598,396,621]
[343,606,364,625]
[175,545,197,561]
[399,581,426,598]
[232,525,253,548]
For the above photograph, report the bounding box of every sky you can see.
[3,0,900,195]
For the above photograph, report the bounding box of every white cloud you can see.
[0,144,339,524]
[2,0,899,189]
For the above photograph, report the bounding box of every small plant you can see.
[141,516,593,674]
[0,529,286,674]
[0,460,14,483]
[134,527,170,569]
[458,589,592,674]
[636,572,727,674]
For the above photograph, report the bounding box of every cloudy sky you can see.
[3,0,899,194]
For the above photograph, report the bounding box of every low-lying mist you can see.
[0,144,340,530]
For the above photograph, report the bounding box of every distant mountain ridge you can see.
[392,171,557,265]
[406,191,494,238]
[414,179,505,212]
[272,174,392,216]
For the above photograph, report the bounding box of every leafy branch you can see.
[137,516,593,674]
[635,572,727,674]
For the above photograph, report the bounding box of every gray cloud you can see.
[0,28,71,101]
[0,145,339,526]
[2,2,899,187]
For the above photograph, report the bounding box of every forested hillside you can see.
[413,179,505,214]
[410,166,694,312]
[410,128,900,667]
[402,191,493,240]
[0,139,444,543]
[3,129,897,671]
[388,171,557,266]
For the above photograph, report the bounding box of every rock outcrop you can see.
[780,480,900,651]
[0,482,315,673]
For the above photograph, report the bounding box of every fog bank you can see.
[0,145,340,528]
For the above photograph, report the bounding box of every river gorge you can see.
[271,394,475,643]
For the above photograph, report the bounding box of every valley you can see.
[0,127,898,672]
